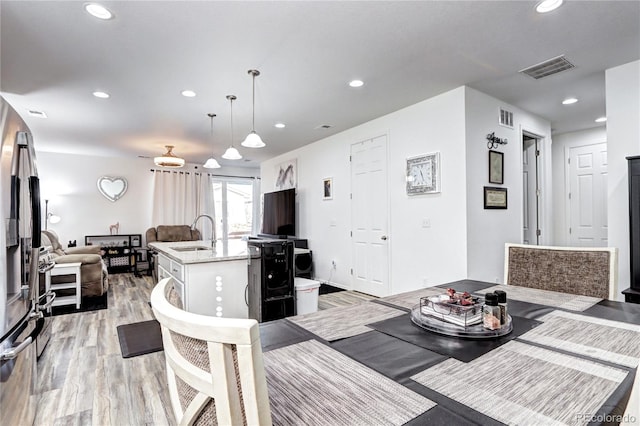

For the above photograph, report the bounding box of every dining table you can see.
[258,279,640,426]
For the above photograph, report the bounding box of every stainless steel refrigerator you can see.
[0,96,45,425]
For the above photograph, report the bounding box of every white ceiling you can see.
[1,1,638,168]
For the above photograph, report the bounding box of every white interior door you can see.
[522,137,539,244]
[568,142,608,246]
[351,135,389,297]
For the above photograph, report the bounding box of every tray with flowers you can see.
[419,288,483,327]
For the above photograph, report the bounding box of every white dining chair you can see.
[504,243,618,300]
[150,277,272,425]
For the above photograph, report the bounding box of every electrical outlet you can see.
[331,260,336,269]
[422,218,431,228]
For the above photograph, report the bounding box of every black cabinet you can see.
[247,240,295,322]
[623,156,640,303]
[85,234,142,274]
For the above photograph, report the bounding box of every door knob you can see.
[381,235,388,241]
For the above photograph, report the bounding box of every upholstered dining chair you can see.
[150,277,272,426]
[504,243,619,300]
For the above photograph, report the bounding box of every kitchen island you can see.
[149,240,249,318]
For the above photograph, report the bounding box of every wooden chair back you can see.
[504,243,618,300]
[151,277,272,425]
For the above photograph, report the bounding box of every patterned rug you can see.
[318,290,376,310]
[518,310,640,368]
[377,287,443,310]
[412,340,628,426]
[477,285,601,312]
[288,301,405,341]
[264,339,435,425]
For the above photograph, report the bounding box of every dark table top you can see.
[259,280,640,426]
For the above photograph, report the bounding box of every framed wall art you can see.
[406,152,440,195]
[323,177,333,200]
[488,150,504,184]
[275,158,297,190]
[484,186,507,209]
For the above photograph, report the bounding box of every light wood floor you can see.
[34,273,175,426]
[34,274,374,425]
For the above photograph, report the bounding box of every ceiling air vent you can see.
[519,55,575,79]
[499,108,514,128]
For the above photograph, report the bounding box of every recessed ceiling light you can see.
[181,90,196,97]
[349,80,364,88]
[93,91,110,99]
[274,123,286,129]
[595,116,607,123]
[27,109,47,118]
[562,98,578,105]
[536,0,563,13]
[84,3,113,20]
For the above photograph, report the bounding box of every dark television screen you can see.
[262,188,296,237]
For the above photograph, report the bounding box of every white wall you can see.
[37,151,259,248]
[262,86,551,294]
[262,87,469,294]
[464,87,552,283]
[551,127,607,245]
[606,59,640,298]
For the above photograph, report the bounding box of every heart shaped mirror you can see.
[97,176,128,202]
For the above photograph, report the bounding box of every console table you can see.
[85,234,142,274]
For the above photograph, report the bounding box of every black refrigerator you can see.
[247,240,295,322]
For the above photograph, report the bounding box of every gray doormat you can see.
[116,320,163,358]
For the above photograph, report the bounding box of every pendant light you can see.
[203,113,221,169]
[154,145,185,168]
[241,69,266,148]
[222,95,242,160]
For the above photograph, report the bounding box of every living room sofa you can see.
[41,230,109,297]
[145,225,201,244]
[145,225,202,282]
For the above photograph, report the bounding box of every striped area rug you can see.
[478,285,602,312]
[412,340,628,426]
[264,339,435,425]
[288,301,405,341]
[378,287,444,309]
[318,290,376,310]
[518,310,640,368]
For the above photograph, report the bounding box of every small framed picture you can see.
[323,177,333,200]
[484,186,507,209]
[488,150,504,184]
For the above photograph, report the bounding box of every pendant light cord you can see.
[209,113,216,154]
[251,73,256,131]
[230,97,234,147]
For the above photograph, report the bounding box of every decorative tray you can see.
[410,291,513,338]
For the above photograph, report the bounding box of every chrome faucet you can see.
[191,214,216,248]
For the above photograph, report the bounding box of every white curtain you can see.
[151,170,216,239]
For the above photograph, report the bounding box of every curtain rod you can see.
[149,168,260,179]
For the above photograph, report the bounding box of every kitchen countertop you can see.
[149,240,248,264]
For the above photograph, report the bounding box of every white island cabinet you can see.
[149,240,248,319]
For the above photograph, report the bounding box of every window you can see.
[211,177,258,241]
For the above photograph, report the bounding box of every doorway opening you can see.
[522,131,543,245]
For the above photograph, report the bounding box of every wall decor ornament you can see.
[275,158,297,190]
[97,176,128,202]
[486,132,508,150]
[323,177,333,200]
[484,186,508,209]
[406,152,440,195]
[488,150,504,184]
